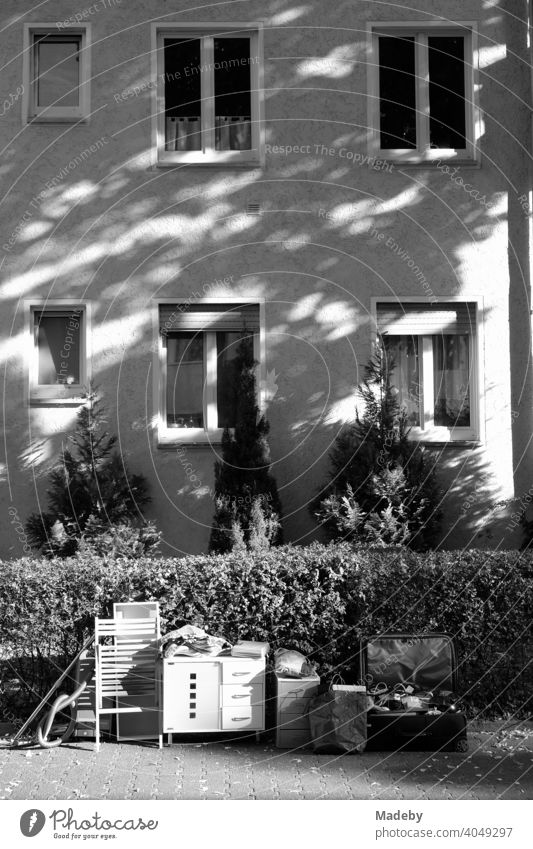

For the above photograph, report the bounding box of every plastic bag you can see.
[274,648,315,678]
[308,689,367,753]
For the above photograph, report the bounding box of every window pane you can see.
[428,36,466,149]
[214,38,252,150]
[379,36,417,149]
[164,38,202,151]
[36,312,81,385]
[217,332,252,428]
[35,37,80,108]
[433,335,470,426]
[166,332,204,427]
[384,336,420,426]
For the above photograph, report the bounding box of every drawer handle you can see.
[232,694,248,699]
[232,672,250,677]
[232,716,250,721]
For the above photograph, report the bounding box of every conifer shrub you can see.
[209,336,282,553]
[315,340,441,550]
[25,387,160,557]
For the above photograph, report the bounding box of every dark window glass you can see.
[36,312,81,385]
[35,36,80,108]
[164,38,202,150]
[433,334,470,426]
[379,36,416,149]
[214,38,252,150]
[217,332,252,428]
[383,336,420,426]
[428,36,466,149]
[166,332,204,427]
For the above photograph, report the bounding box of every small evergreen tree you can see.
[315,340,441,550]
[209,336,282,553]
[26,386,159,557]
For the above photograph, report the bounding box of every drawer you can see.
[276,712,310,733]
[221,705,263,730]
[221,683,263,707]
[278,692,318,715]
[276,729,313,750]
[275,675,320,698]
[221,660,264,685]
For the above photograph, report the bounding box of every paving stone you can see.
[0,728,530,800]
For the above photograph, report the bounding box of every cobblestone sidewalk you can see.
[0,725,531,801]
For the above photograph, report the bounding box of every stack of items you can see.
[231,641,270,659]
[160,625,231,658]
[273,648,320,749]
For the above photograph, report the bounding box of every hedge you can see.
[0,544,531,720]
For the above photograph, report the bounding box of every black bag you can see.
[308,686,367,754]
[361,633,468,753]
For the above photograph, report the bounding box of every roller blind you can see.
[160,303,260,333]
[376,302,476,335]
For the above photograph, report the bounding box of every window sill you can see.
[26,114,89,124]
[156,152,262,169]
[30,395,86,407]
[157,428,225,447]
[395,159,480,170]
[407,427,479,445]
[419,440,481,449]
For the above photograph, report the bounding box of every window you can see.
[376,301,479,441]
[368,24,476,162]
[153,24,263,165]
[156,302,262,444]
[23,24,91,122]
[28,304,88,403]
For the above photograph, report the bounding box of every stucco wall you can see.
[0,0,530,558]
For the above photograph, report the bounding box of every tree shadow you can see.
[0,1,529,555]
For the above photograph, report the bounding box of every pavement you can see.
[0,724,531,801]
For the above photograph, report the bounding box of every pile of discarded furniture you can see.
[6,602,468,754]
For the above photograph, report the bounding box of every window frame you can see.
[151,22,264,167]
[22,23,91,123]
[153,297,266,446]
[371,296,484,443]
[25,300,91,405]
[367,21,479,164]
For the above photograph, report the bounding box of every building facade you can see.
[1,0,532,558]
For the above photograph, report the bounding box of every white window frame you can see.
[371,296,484,443]
[22,23,91,123]
[153,297,266,446]
[151,22,264,167]
[367,21,479,164]
[25,300,91,405]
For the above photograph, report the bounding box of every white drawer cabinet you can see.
[160,655,266,743]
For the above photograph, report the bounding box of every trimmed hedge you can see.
[0,545,531,720]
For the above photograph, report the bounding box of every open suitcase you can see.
[360,633,468,753]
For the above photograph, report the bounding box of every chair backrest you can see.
[94,617,159,707]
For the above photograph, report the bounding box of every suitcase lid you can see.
[362,633,456,692]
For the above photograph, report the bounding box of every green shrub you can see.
[25,387,157,557]
[209,336,282,553]
[0,546,531,721]
[315,341,441,550]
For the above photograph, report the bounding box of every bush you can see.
[315,341,441,550]
[209,335,282,553]
[25,387,158,557]
[0,546,531,721]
